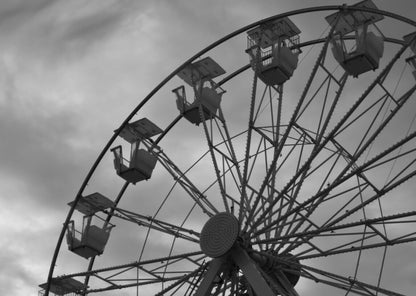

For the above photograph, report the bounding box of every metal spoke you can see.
[153,145,219,216]
[247,22,340,234]
[112,207,200,243]
[299,262,406,296]
[254,210,416,246]
[249,41,411,237]
[156,264,207,296]
[240,69,261,224]
[252,110,416,244]
[53,251,204,283]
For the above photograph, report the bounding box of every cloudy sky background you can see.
[1,0,416,295]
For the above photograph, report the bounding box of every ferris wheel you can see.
[40,1,416,295]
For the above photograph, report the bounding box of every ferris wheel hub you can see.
[200,212,240,258]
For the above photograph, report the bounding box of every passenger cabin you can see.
[112,118,162,184]
[66,216,114,259]
[325,0,384,77]
[66,193,115,259]
[174,57,226,125]
[404,32,416,80]
[112,145,157,184]
[246,17,301,86]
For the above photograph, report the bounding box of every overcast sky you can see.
[1,0,416,295]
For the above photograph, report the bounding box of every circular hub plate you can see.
[200,212,239,258]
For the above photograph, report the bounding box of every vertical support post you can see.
[231,246,277,296]
[193,258,225,296]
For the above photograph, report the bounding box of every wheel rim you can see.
[42,3,416,296]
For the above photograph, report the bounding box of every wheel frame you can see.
[42,4,416,296]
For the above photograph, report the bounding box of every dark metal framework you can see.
[41,3,416,296]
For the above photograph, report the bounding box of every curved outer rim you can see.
[44,5,416,295]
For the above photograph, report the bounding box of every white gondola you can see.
[246,17,301,86]
[330,25,384,77]
[112,145,157,184]
[173,83,224,125]
[326,0,384,77]
[174,57,226,125]
[112,118,162,183]
[66,216,114,259]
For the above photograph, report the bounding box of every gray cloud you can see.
[0,218,58,296]
[0,249,37,295]
[0,0,54,26]
[0,0,150,211]
[0,0,145,64]
[0,68,90,210]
